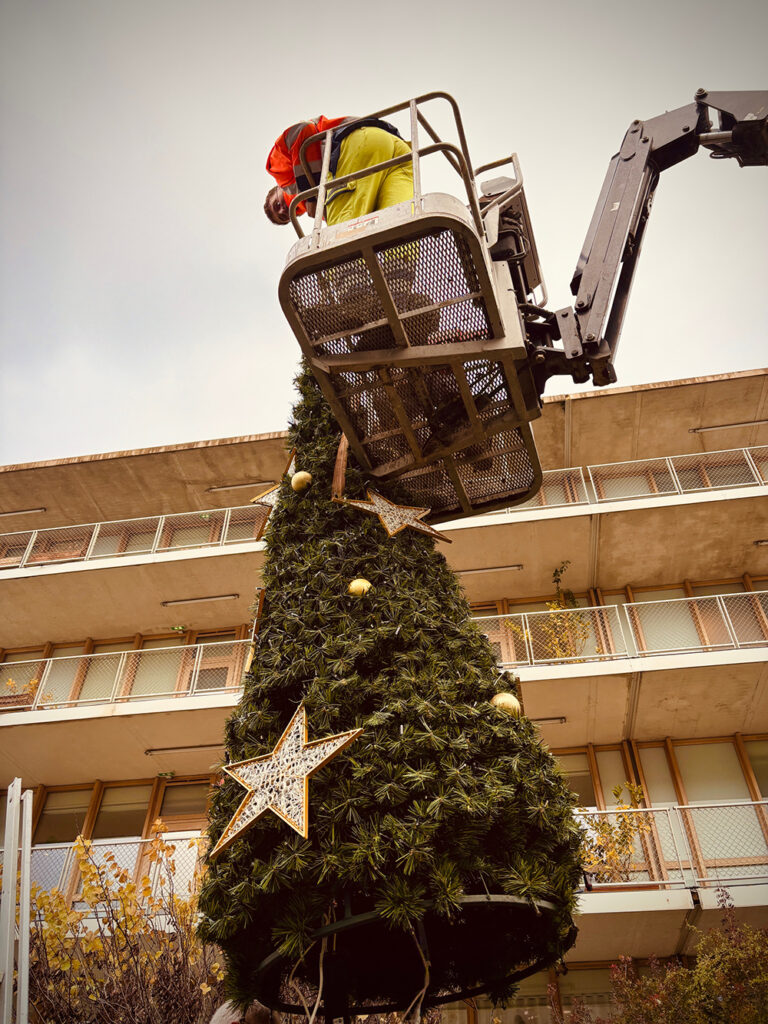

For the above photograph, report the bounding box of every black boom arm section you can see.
[528,89,768,393]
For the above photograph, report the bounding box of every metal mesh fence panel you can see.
[0,657,41,711]
[25,524,96,566]
[225,505,270,543]
[0,505,263,572]
[589,457,676,501]
[155,510,227,551]
[514,468,590,509]
[750,445,768,484]
[626,593,768,654]
[29,834,205,910]
[576,808,687,888]
[5,641,250,711]
[473,606,628,667]
[682,802,768,884]
[89,516,162,558]
[671,448,761,491]
[0,530,34,568]
[722,592,768,646]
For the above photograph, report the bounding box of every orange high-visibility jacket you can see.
[266,116,351,215]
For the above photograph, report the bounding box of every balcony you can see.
[0,639,250,713]
[0,504,269,572]
[0,641,250,785]
[474,590,768,668]
[572,800,768,960]
[0,507,269,648]
[445,446,768,606]
[474,592,768,745]
[576,801,768,891]
[490,443,768,514]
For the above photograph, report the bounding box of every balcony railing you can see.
[26,832,204,903]
[0,639,250,713]
[577,801,768,890]
[473,590,768,668]
[0,503,269,571]
[15,803,767,903]
[484,444,767,514]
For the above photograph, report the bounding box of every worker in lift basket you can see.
[264,115,425,321]
[263,115,413,227]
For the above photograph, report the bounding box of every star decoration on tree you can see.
[250,449,296,540]
[334,489,451,542]
[210,704,362,856]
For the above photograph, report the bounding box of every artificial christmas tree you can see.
[198,365,583,1016]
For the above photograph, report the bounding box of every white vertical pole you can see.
[0,778,21,1023]
[16,790,33,1024]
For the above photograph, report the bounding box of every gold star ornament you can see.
[334,489,451,543]
[210,704,362,856]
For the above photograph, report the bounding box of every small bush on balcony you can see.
[579,783,653,885]
[27,823,226,1024]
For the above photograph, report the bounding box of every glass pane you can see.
[595,749,629,805]
[91,784,152,839]
[197,632,237,644]
[745,740,768,797]
[162,525,211,549]
[557,753,596,807]
[675,742,750,804]
[160,783,210,820]
[639,747,678,807]
[34,789,93,844]
[559,967,614,1016]
[691,582,746,595]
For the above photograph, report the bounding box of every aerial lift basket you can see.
[278,94,544,522]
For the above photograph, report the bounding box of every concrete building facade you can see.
[1,367,767,1020]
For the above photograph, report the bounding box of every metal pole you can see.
[18,532,38,570]
[0,778,21,1023]
[16,790,32,1024]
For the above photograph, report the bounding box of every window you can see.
[557,753,596,807]
[34,789,93,845]
[159,782,210,828]
[193,632,243,692]
[675,742,751,804]
[745,739,768,796]
[91,785,153,839]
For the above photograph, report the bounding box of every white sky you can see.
[1,0,766,466]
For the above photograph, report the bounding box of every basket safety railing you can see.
[480,444,767,516]
[290,92,486,240]
[473,591,768,667]
[0,503,269,571]
[576,801,768,891]
[0,640,250,713]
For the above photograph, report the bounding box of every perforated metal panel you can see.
[279,198,542,520]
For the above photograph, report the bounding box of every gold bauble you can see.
[291,471,313,492]
[348,578,373,596]
[491,692,522,717]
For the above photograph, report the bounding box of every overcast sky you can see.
[1,0,766,466]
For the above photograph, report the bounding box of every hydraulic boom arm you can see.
[527,89,768,393]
